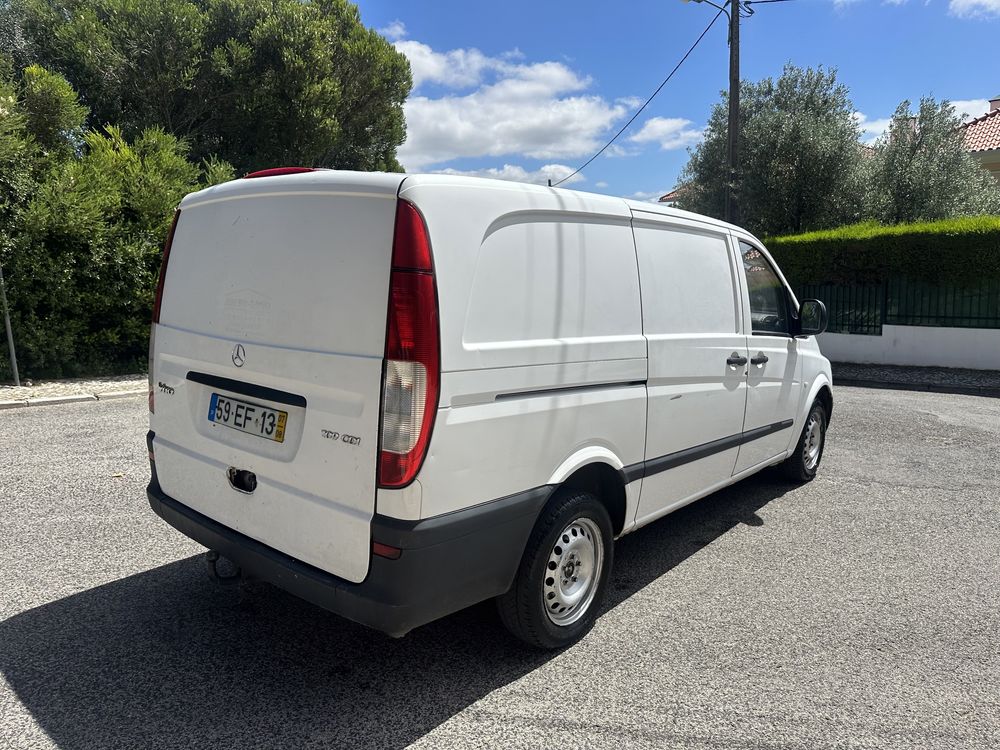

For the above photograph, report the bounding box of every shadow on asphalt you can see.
[1,472,795,749]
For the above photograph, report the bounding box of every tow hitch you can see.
[205,550,242,585]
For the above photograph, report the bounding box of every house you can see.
[657,187,685,206]
[960,95,1000,179]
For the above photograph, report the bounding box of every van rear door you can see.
[150,172,403,583]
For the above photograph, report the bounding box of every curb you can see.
[27,394,98,407]
[96,389,146,401]
[0,389,146,410]
[835,378,1000,399]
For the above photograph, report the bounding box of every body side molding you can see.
[624,419,794,483]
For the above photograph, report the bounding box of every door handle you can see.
[750,353,769,366]
[726,353,748,367]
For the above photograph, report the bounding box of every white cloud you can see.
[949,0,1000,17]
[616,96,644,109]
[595,181,609,188]
[434,163,585,186]
[950,98,990,120]
[394,40,500,90]
[629,189,671,204]
[853,111,893,144]
[393,35,701,174]
[628,117,704,150]
[604,143,640,158]
[378,20,407,41]
[395,41,629,170]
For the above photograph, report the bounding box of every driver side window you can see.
[740,241,790,335]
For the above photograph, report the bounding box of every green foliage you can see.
[0,1,33,72]
[0,65,231,379]
[864,98,1000,224]
[0,73,36,262]
[679,65,866,237]
[20,63,86,153]
[678,67,1000,236]
[0,0,409,380]
[766,216,1000,288]
[201,154,235,186]
[14,0,412,173]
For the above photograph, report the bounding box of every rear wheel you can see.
[497,488,613,649]
[782,401,827,482]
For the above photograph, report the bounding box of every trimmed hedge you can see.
[766,216,1000,288]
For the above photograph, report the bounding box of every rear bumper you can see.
[146,438,550,637]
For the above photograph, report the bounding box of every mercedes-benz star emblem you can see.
[231,344,246,368]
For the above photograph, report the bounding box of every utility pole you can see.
[726,0,740,225]
[0,262,19,387]
[686,0,742,222]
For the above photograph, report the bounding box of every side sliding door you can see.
[632,214,749,526]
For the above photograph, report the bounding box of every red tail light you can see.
[150,209,179,412]
[377,200,440,488]
[152,209,179,325]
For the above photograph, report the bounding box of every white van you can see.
[147,169,832,648]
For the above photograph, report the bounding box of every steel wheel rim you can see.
[803,414,823,471]
[542,517,603,626]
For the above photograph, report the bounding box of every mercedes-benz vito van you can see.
[146,169,832,649]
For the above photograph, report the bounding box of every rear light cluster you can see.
[149,209,180,413]
[377,200,440,488]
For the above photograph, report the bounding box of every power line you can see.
[551,7,725,188]
[742,0,796,16]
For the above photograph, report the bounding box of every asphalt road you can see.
[1,388,998,749]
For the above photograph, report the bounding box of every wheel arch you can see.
[813,381,834,425]
[548,451,628,537]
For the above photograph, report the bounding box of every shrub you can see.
[766,217,1000,288]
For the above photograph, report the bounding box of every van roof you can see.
[400,173,752,237]
[178,169,755,242]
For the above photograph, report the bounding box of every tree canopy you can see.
[866,98,1000,224]
[678,64,1000,237]
[680,65,866,237]
[0,62,233,377]
[0,0,413,379]
[7,0,412,173]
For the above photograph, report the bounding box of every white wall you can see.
[817,325,1000,370]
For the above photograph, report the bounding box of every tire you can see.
[782,400,828,482]
[497,488,614,649]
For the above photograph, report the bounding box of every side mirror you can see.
[797,299,828,336]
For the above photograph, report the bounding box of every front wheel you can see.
[782,401,828,482]
[497,489,613,649]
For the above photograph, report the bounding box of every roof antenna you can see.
[547,179,552,187]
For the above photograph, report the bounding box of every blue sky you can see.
[357,0,1000,202]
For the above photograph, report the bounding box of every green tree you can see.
[0,64,233,378]
[10,0,412,173]
[0,69,37,337]
[679,65,865,237]
[8,124,232,376]
[0,2,33,72]
[20,62,86,154]
[865,98,1000,224]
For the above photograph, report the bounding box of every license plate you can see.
[208,393,287,443]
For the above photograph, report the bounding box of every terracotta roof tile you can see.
[658,187,685,202]
[961,108,1000,152]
